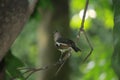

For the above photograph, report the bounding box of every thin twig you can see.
[55,52,71,76]
[82,30,93,62]
[77,0,93,62]
[17,60,65,80]
[17,51,71,80]
[77,0,89,39]
[55,60,66,76]
[80,0,89,30]
[25,71,34,80]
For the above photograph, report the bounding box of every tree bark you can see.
[0,0,38,79]
[0,0,37,61]
[112,0,120,79]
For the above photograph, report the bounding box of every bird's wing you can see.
[56,42,70,49]
[56,38,74,45]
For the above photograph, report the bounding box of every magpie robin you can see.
[54,31,81,53]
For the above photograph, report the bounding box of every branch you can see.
[80,0,89,30]
[17,61,62,80]
[17,51,71,80]
[29,0,38,14]
[77,0,93,62]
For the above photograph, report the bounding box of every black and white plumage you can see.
[54,31,81,53]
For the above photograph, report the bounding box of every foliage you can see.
[70,0,113,30]
[5,50,25,80]
[9,0,118,80]
[70,0,117,80]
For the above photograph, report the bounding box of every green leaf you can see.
[5,50,25,80]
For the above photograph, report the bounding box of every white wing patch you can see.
[56,42,68,46]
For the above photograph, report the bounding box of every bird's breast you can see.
[56,42,72,53]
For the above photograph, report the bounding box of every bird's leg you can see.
[55,51,71,75]
[59,52,64,63]
[62,51,71,61]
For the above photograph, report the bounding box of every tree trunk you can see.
[37,0,71,80]
[0,0,37,79]
[0,0,28,61]
[112,0,120,79]
[0,0,38,61]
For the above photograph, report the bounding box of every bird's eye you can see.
[56,44,59,47]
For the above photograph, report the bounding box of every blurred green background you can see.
[11,0,118,80]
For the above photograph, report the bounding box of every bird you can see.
[54,31,81,53]
[53,31,81,75]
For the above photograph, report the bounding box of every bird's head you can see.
[54,31,62,41]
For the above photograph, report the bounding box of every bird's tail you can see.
[72,45,81,52]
